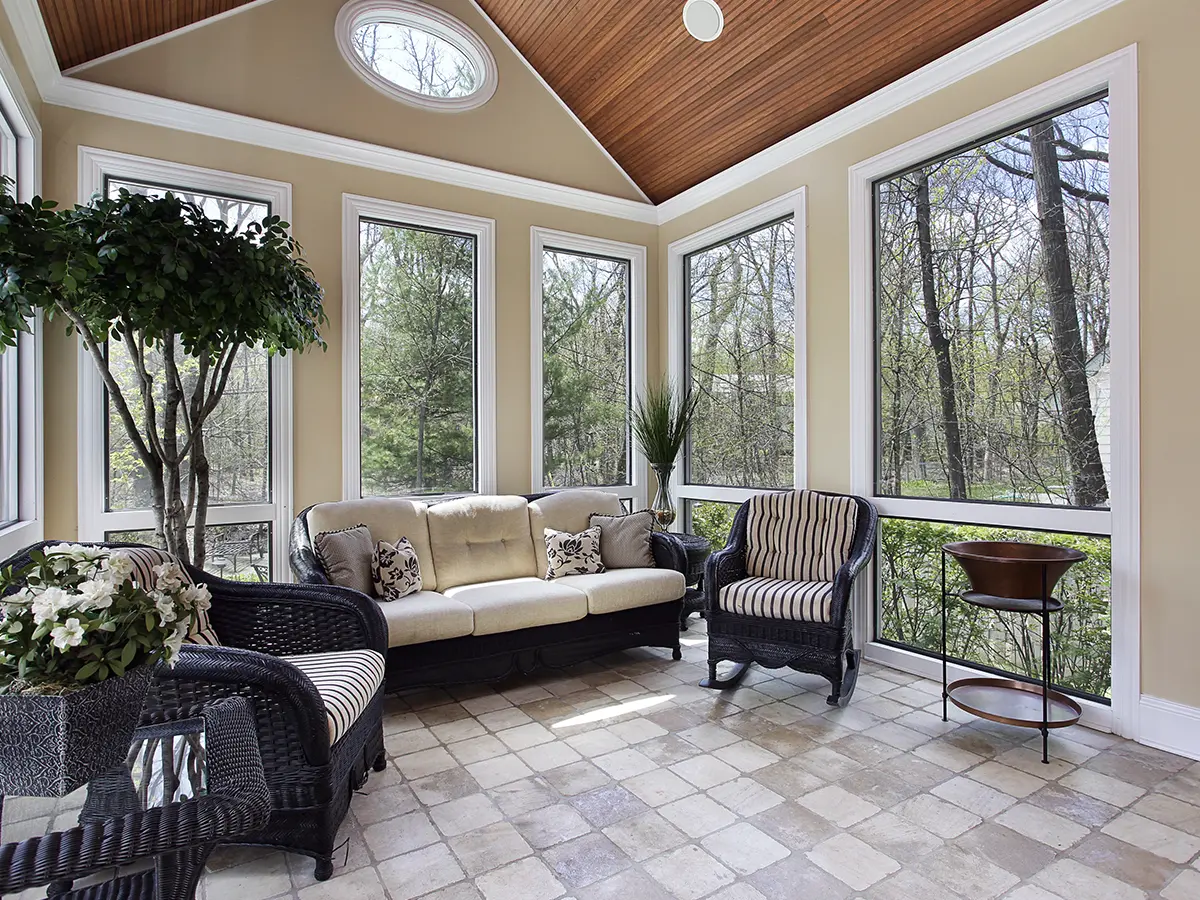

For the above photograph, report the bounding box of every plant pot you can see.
[943,541,1086,601]
[0,664,155,797]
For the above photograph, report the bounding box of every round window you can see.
[336,0,498,111]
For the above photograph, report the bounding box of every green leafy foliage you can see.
[632,378,699,472]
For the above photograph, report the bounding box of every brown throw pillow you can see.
[313,525,374,595]
[589,511,655,569]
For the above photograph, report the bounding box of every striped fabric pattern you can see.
[745,490,858,583]
[121,545,220,646]
[718,577,835,623]
[283,649,386,744]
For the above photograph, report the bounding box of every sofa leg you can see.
[373,751,388,773]
[314,857,334,882]
[672,645,683,661]
[700,659,751,689]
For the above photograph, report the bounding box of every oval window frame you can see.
[336,0,499,112]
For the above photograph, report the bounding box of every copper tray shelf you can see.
[947,676,1082,729]
[959,591,1065,614]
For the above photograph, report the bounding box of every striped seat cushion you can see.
[745,491,859,583]
[282,650,386,744]
[121,545,219,646]
[718,577,835,623]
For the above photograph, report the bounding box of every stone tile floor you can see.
[6,618,1200,899]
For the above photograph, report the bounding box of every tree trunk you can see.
[915,172,968,499]
[1028,120,1109,507]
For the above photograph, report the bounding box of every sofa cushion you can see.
[554,568,685,615]
[308,498,437,590]
[282,649,385,744]
[443,577,588,635]
[313,525,375,596]
[528,490,624,578]
[745,490,859,583]
[590,511,655,569]
[427,496,538,590]
[375,591,475,647]
[718,576,835,623]
[373,538,422,601]
[545,526,605,579]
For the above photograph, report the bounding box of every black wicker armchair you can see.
[2,542,389,882]
[701,490,878,707]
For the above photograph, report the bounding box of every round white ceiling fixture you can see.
[336,0,498,112]
[682,0,724,42]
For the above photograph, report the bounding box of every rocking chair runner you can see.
[700,490,878,706]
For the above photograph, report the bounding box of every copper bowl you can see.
[943,541,1086,601]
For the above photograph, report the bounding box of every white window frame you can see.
[342,193,497,500]
[530,227,647,509]
[0,38,43,560]
[666,188,808,523]
[848,47,1140,737]
[76,148,295,578]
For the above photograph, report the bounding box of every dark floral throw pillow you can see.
[544,525,605,580]
[372,537,422,601]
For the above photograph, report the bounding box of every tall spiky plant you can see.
[633,378,699,473]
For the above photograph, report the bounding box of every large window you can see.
[668,190,806,527]
[78,150,293,580]
[860,87,1127,708]
[531,229,645,506]
[343,195,496,499]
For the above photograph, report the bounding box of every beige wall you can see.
[73,0,644,202]
[657,0,1200,706]
[39,105,659,542]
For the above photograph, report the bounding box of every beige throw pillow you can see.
[590,511,656,569]
[314,525,375,595]
[544,526,605,579]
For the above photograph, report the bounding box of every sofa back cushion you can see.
[308,498,437,591]
[528,490,624,578]
[745,490,859,583]
[427,495,538,590]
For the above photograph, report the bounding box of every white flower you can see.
[153,562,185,594]
[50,617,85,651]
[102,551,134,584]
[76,578,116,612]
[153,591,177,626]
[31,587,73,625]
[164,621,188,665]
[181,583,212,613]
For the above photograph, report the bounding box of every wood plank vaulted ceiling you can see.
[38,0,1049,203]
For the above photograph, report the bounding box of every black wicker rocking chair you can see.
[2,542,389,883]
[700,490,878,707]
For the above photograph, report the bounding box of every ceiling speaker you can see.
[683,0,724,42]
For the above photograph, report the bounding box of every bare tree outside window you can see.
[541,249,630,488]
[359,221,476,497]
[685,218,795,488]
[353,22,478,98]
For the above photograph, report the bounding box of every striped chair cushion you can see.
[745,491,858,583]
[718,577,835,623]
[282,650,386,744]
[121,545,219,646]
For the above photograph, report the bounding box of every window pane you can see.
[876,518,1112,700]
[106,522,273,583]
[683,499,740,552]
[102,180,272,513]
[353,22,479,98]
[875,97,1110,508]
[541,249,630,487]
[686,218,795,488]
[360,220,476,496]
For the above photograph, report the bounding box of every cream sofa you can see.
[290,490,686,688]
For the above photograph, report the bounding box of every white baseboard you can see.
[1139,695,1200,762]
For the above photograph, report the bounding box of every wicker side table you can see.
[0,696,269,900]
[675,532,713,630]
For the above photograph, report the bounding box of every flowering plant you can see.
[0,544,211,694]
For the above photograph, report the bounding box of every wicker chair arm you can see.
[650,532,688,574]
[0,699,269,895]
[829,498,880,626]
[144,645,333,766]
[704,501,751,616]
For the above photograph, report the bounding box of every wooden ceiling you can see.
[37,1,260,71]
[37,0,1049,202]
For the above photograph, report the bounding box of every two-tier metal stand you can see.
[940,542,1083,764]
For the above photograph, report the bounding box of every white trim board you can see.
[529,227,648,505]
[1140,696,1200,763]
[341,193,498,500]
[847,47,1140,739]
[3,0,1128,225]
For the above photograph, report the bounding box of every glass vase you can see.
[650,463,677,530]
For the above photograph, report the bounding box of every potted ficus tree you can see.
[0,543,212,795]
[0,181,326,566]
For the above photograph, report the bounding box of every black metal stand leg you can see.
[1041,565,1050,764]
[941,550,948,723]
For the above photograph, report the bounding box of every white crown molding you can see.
[1140,696,1200,762]
[654,0,1130,224]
